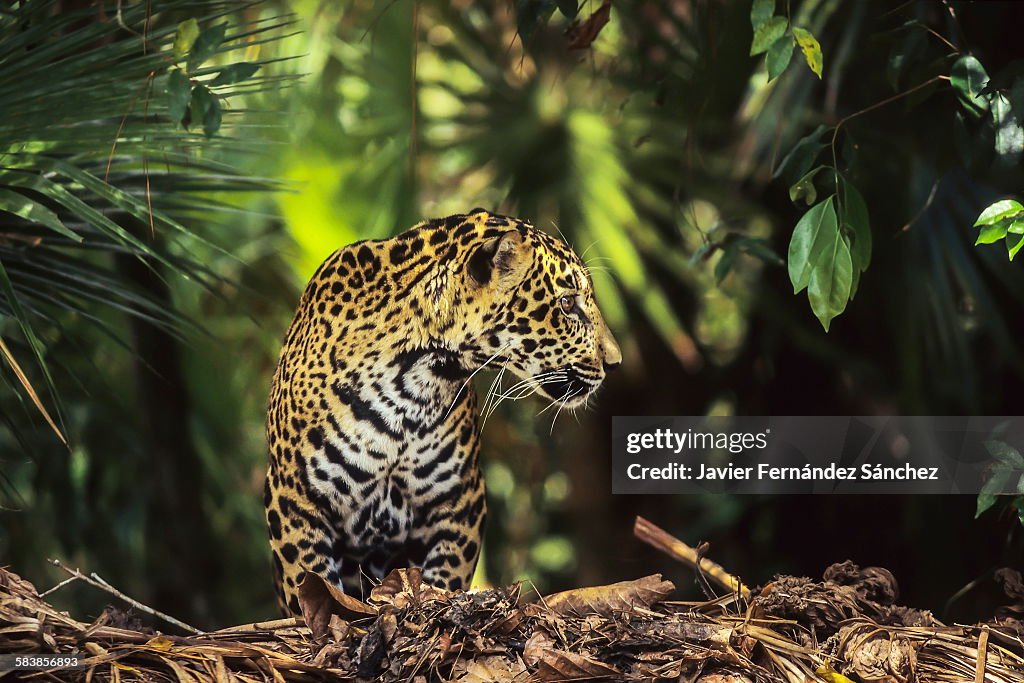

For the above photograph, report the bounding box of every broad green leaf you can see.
[210,62,260,86]
[789,165,823,205]
[788,196,838,294]
[751,16,787,56]
[977,463,1012,517]
[837,177,871,299]
[517,0,557,45]
[974,199,1023,226]
[951,55,989,113]
[774,124,827,184]
[190,84,213,128]
[173,18,199,60]
[0,187,81,240]
[808,215,853,331]
[715,244,737,284]
[736,237,784,265]
[203,96,222,138]
[838,178,871,272]
[187,22,228,73]
[767,34,794,81]
[976,219,1010,245]
[1009,234,1024,261]
[556,0,578,19]
[1010,219,1024,234]
[792,27,823,78]
[166,68,191,123]
[986,440,1024,469]
[751,0,775,30]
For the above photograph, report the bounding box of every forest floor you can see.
[2,518,1022,682]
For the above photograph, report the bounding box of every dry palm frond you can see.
[1,520,1021,682]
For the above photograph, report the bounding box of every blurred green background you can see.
[2,0,1023,629]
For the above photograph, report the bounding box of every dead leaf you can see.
[698,673,754,683]
[542,574,675,617]
[448,655,527,682]
[297,572,377,640]
[565,0,611,50]
[147,635,174,651]
[370,567,450,608]
[523,630,556,668]
[531,648,621,681]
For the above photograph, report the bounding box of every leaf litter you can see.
[1,518,1022,682]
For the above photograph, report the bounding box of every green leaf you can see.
[173,18,200,60]
[808,215,853,331]
[837,177,871,298]
[166,68,191,123]
[774,124,827,185]
[986,440,1024,469]
[788,196,838,294]
[977,463,1012,517]
[0,188,81,240]
[517,0,557,45]
[715,244,738,284]
[186,22,228,73]
[736,236,784,265]
[751,0,775,30]
[190,85,221,137]
[976,219,1010,245]
[789,165,823,205]
[766,34,794,81]
[975,199,1024,226]
[556,0,578,19]
[751,16,787,56]
[1008,233,1024,261]
[792,27,823,78]
[210,62,261,86]
[951,55,989,113]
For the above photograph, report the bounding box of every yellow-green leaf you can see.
[792,27,823,78]
[173,18,200,60]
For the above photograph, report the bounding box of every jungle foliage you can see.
[1,0,1023,628]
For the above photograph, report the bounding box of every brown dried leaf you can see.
[531,649,621,681]
[449,655,527,682]
[565,0,611,50]
[523,630,556,668]
[370,567,450,608]
[297,572,376,640]
[542,574,675,617]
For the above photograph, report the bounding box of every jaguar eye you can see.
[558,295,575,313]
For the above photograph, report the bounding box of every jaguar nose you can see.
[601,333,622,372]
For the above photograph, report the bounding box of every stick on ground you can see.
[633,516,751,599]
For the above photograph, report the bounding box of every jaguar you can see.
[265,209,621,615]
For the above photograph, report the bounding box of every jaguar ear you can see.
[468,230,528,288]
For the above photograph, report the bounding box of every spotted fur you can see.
[265,210,621,615]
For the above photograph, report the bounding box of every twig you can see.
[830,76,944,186]
[898,178,940,233]
[48,559,203,635]
[633,516,751,599]
[38,575,79,598]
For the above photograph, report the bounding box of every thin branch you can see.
[48,559,203,635]
[898,178,940,234]
[831,75,944,184]
[633,516,751,599]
